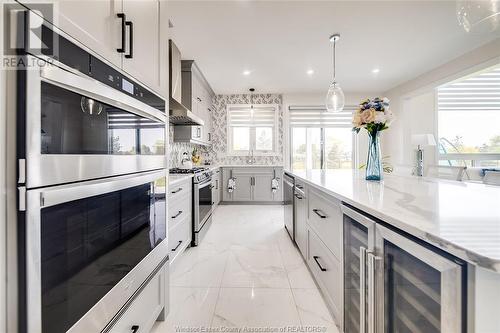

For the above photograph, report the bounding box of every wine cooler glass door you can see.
[375,225,464,333]
[342,205,376,333]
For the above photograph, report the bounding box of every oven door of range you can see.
[23,55,168,188]
[23,169,169,333]
[193,178,213,245]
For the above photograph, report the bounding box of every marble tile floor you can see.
[152,205,340,333]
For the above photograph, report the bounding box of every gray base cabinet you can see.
[212,169,221,206]
[294,180,307,257]
[290,174,465,333]
[168,178,192,264]
[222,167,283,203]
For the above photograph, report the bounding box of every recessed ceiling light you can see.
[307,69,314,75]
[372,68,380,74]
[243,70,251,76]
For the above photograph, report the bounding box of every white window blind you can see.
[438,66,500,112]
[227,105,277,127]
[289,105,356,128]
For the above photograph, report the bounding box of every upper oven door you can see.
[24,56,167,188]
[25,169,168,333]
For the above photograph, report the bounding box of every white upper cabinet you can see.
[18,0,166,97]
[22,0,123,68]
[121,0,160,93]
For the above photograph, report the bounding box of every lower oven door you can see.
[24,170,168,333]
[193,179,213,244]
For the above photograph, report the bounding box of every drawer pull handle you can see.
[313,256,327,271]
[171,210,183,219]
[171,187,183,194]
[294,193,303,200]
[313,209,327,219]
[131,325,139,333]
[172,240,183,251]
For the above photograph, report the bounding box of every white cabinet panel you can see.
[108,265,165,333]
[42,0,123,68]
[307,188,343,260]
[307,228,342,324]
[121,0,160,93]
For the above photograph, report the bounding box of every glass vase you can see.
[365,131,382,181]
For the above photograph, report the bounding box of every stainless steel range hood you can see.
[169,98,204,126]
[169,39,204,126]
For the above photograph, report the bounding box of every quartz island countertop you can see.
[287,169,500,273]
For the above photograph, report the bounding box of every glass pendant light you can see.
[325,34,345,113]
[457,0,500,33]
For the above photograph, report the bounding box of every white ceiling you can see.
[168,1,500,95]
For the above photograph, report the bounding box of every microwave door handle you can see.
[39,66,166,123]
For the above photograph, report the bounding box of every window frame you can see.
[436,64,500,167]
[289,126,357,171]
[226,104,279,156]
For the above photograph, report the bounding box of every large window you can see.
[290,106,356,171]
[438,65,500,167]
[227,104,278,155]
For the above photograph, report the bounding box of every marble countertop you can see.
[168,174,193,187]
[289,169,500,273]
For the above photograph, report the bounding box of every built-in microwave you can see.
[23,170,168,333]
[19,23,167,189]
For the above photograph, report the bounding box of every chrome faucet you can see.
[247,149,256,164]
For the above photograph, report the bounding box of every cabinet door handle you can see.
[131,325,139,333]
[359,247,367,333]
[216,179,218,190]
[125,20,133,58]
[117,13,126,53]
[172,240,182,251]
[313,209,327,219]
[208,133,211,142]
[294,193,303,200]
[171,187,183,194]
[197,97,202,102]
[313,256,327,271]
[171,210,183,219]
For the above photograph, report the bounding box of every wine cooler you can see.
[342,204,465,333]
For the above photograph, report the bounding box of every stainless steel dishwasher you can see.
[283,172,295,241]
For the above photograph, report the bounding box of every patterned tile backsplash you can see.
[169,93,284,167]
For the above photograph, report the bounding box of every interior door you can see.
[376,225,464,333]
[122,0,160,92]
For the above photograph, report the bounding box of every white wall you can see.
[382,37,500,173]
[282,92,381,170]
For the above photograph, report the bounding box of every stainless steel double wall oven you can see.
[16,14,168,333]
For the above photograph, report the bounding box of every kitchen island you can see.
[286,169,500,333]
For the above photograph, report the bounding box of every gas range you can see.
[170,167,213,184]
